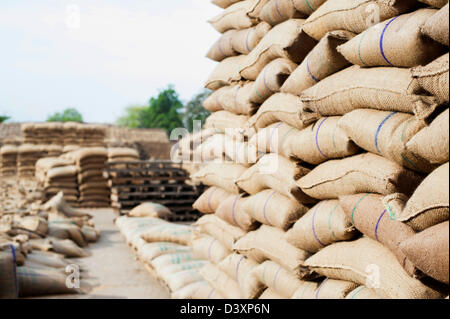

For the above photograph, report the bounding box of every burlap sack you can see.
[249,93,319,131]
[212,0,242,9]
[286,200,357,253]
[421,3,449,46]
[207,30,238,62]
[340,194,417,276]
[304,237,444,299]
[194,134,227,163]
[300,65,439,118]
[216,194,259,231]
[81,225,100,243]
[297,153,424,200]
[418,0,448,8]
[240,19,317,80]
[189,282,225,299]
[386,162,449,232]
[138,243,190,264]
[223,136,260,166]
[191,234,231,264]
[260,0,303,26]
[158,261,207,280]
[292,278,359,299]
[194,215,246,251]
[151,252,199,273]
[205,55,247,90]
[400,221,449,285]
[209,0,270,33]
[49,238,88,258]
[217,253,259,299]
[233,225,310,275]
[290,281,319,299]
[241,189,308,230]
[231,22,272,54]
[250,261,305,298]
[218,82,258,115]
[200,263,243,299]
[204,110,250,131]
[171,281,212,299]
[292,0,327,15]
[338,9,446,68]
[250,58,297,104]
[302,0,418,41]
[236,154,315,203]
[46,165,78,179]
[25,251,69,269]
[0,246,18,298]
[128,202,172,219]
[411,53,449,105]
[164,270,204,293]
[203,87,226,112]
[260,288,284,299]
[141,223,193,245]
[406,108,449,166]
[338,109,433,173]
[282,30,354,95]
[193,187,233,214]
[48,223,86,247]
[191,163,247,194]
[345,286,382,299]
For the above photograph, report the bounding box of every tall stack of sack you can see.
[17,144,44,177]
[0,143,19,177]
[35,157,79,205]
[77,125,106,148]
[187,0,449,299]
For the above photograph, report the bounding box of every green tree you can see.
[0,115,9,123]
[183,89,212,132]
[116,105,147,128]
[47,108,83,123]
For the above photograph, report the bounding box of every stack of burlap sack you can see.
[0,144,19,177]
[35,157,79,205]
[17,144,45,177]
[116,203,219,299]
[182,0,449,299]
[107,147,140,163]
[77,125,107,148]
[0,192,100,298]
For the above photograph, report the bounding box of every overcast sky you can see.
[0,0,222,123]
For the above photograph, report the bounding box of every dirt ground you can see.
[40,208,171,299]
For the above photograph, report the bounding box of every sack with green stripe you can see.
[140,223,194,245]
[339,193,417,276]
[137,242,191,265]
[421,3,449,46]
[200,263,243,299]
[215,194,259,231]
[259,0,304,27]
[207,30,238,62]
[191,234,231,264]
[345,286,381,299]
[286,200,357,253]
[292,278,359,299]
[164,269,204,293]
[337,9,446,68]
[282,30,354,95]
[151,252,199,273]
[338,109,433,173]
[250,58,297,104]
[241,189,308,230]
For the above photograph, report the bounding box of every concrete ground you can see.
[41,208,171,299]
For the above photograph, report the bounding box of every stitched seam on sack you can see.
[302,1,373,24]
[301,87,409,103]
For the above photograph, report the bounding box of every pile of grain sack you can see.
[0,193,100,298]
[176,0,449,299]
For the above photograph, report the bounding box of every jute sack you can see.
[290,281,319,299]
[194,215,246,251]
[16,216,48,236]
[231,22,272,55]
[189,282,225,299]
[300,65,439,118]
[338,109,433,173]
[164,270,204,293]
[340,194,417,276]
[209,0,269,33]
[193,187,233,214]
[81,225,100,243]
[337,9,446,68]
[406,108,449,165]
[241,189,308,230]
[0,246,18,298]
[158,261,207,281]
[249,58,298,104]
[204,110,250,131]
[240,19,317,80]
[418,0,448,8]
[250,261,305,298]
[386,162,449,232]
[49,238,88,258]
[141,223,193,245]
[421,3,449,46]
[304,237,444,299]
[200,263,243,299]
[138,242,191,264]
[345,286,382,299]
[48,223,86,247]
[191,163,247,194]
[194,134,226,163]
[411,53,449,104]
[223,136,260,166]
[26,251,69,269]
[259,0,303,26]
[207,30,238,62]
[216,194,259,231]
[249,93,319,130]
[151,252,199,274]
[292,0,326,16]
[236,154,315,203]
[286,200,357,253]
[293,278,359,299]
[297,153,424,200]
[250,119,358,165]
[260,288,284,299]
[217,253,260,299]
[171,281,210,299]
[205,55,247,90]
[302,0,418,41]
[400,221,449,285]
[47,166,78,180]
[17,266,80,297]
[212,0,242,9]
[218,82,258,115]
[233,225,310,275]
[282,30,354,95]
[129,203,172,218]
[191,234,231,264]
[203,87,226,112]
